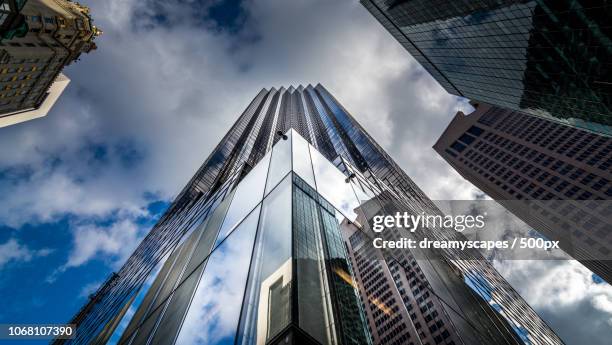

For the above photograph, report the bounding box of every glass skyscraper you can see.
[56,85,563,345]
[361,0,612,136]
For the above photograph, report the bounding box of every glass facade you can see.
[238,174,293,345]
[60,85,563,345]
[362,0,612,136]
[111,132,372,345]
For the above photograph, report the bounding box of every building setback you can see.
[361,0,612,136]
[434,102,612,284]
[56,85,564,345]
[0,0,99,127]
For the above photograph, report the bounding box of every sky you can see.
[0,0,610,344]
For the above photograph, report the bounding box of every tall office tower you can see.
[434,102,612,283]
[0,0,99,127]
[361,0,612,136]
[57,85,563,345]
[340,212,462,345]
[339,188,565,345]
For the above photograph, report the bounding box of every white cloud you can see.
[0,0,606,343]
[0,0,470,225]
[495,260,612,344]
[497,260,612,313]
[175,220,256,345]
[64,218,147,269]
[0,238,52,269]
[46,217,148,283]
[78,280,103,299]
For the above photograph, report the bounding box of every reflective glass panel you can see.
[291,129,316,188]
[174,205,260,345]
[345,168,375,205]
[215,151,270,246]
[328,210,372,345]
[238,175,292,345]
[119,250,180,344]
[292,176,337,345]
[181,193,233,286]
[150,227,200,312]
[265,130,292,195]
[149,264,204,345]
[109,253,169,345]
[309,145,359,221]
[129,307,163,345]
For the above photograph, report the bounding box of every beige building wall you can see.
[0,0,98,126]
[0,71,68,127]
[434,102,612,284]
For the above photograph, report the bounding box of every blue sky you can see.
[0,1,610,344]
[0,200,167,324]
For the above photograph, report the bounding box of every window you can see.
[292,129,315,187]
[451,141,466,152]
[43,17,54,24]
[239,176,292,344]
[31,16,42,22]
[215,149,270,246]
[458,133,476,145]
[266,131,291,194]
[467,125,484,136]
[174,206,258,345]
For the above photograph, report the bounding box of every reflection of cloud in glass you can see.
[175,207,259,345]
[309,145,359,221]
[239,175,292,345]
[114,252,171,344]
[215,152,270,246]
[464,271,533,344]
[350,178,374,203]
[265,131,292,195]
[291,130,316,188]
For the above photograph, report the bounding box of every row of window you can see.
[456,149,611,249]
[454,127,611,197]
[0,40,62,48]
[491,110,611,165]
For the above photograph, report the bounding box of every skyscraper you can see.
[340,208,465,345]
[361,0,612,136]
[434,101,612,284]
[0,0,99,127]
[57,85,563,345]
